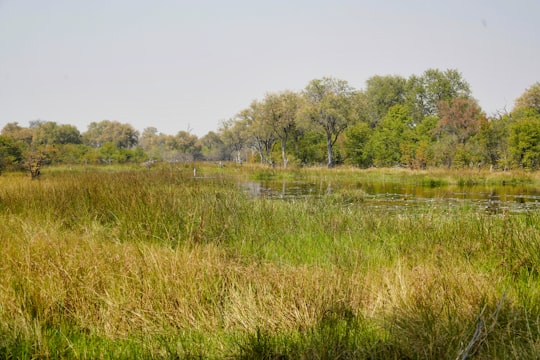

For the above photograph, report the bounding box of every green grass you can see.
[1,163,540,358]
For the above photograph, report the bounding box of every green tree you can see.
[219,119,249,163]
[264,91,302,168]
[139,127,160,158]
[365,75,407,127]
[302,77,356,167]
[0,135,23,173]
[239,101,276,165]
[503,83,540,169]
[406,69,471,120]
[410,115,439,168]
[1,122,33,144]
[56,144,90,165]
[83,120,139,149]
[97,142,144,164]
[476,113,512,170]
[295,129,326,165]
[343,121,372,167]
[170,131,201,161]
[99,142,117,164]
[431,134,458,168]
[32,121,81,145]
[198,131,226,161]
[139,127,174,161]
[366,104,413,167]
[509,115,540,169]
[452,138,485,169]
[514,82,540,114]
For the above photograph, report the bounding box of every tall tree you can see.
[366,104,413,167]
[406,69,472,120]
[32,121,81,145]
[171,131,201,161]
[365,75,407,127]
[1,122,33,144]
[264,91,302,168]
[219,119,249,163]
[139,127,159,150]
[83,120,139,149]
[343,121,372,167]
[139,127,170,161]
[509,115,540,169]
[303,77,356,167]
[0,135,23,173]
[199,131,226,161]
[240,100,276,165]
[437,97,485,144]
[411,115,439,168]
[513,82,540,114]
[476,113,511,169]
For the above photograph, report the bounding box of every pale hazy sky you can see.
[1,0,539,136]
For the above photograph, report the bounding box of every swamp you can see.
[1,163,540,359]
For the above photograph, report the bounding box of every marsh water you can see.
[241,180,540,214]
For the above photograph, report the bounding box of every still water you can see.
[241,180,540,214]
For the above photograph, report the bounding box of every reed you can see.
[1,164,540,358]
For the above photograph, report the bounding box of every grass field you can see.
[1,163,540,358]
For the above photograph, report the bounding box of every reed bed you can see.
[1,164,540,358]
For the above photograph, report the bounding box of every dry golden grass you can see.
[0,215,501,344]
[1,166,540,358]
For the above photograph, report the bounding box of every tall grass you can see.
[1,164,540,358]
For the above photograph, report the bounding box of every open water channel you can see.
[241,180,540,215]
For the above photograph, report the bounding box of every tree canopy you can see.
[303,77,356,167]
[1,69,540,172]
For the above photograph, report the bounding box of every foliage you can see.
[32,121,81,145]
[83,120,139,149]
[219,118,250,163]
[343,121,372,167]
[366,104,413,167]
[1,122,33,144]
[240,100,277,165]
[407,68,472,119]
[0,135,23,173]
[514,82,540,114]
[477,114,511,169]
[509,115,540,169]
[198,131,227,161]
[365,74,407,127]
[1,69,540,172]
[437,97,485,144]
[295,129,327,165]
[302,77,356,167]
[264,91,302,168]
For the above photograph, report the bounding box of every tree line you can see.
[1,68,540,175]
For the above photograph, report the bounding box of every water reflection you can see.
[241,180,540,214]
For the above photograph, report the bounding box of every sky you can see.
[1,0,539,137]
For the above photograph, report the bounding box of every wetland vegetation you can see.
[2,163,540,358]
